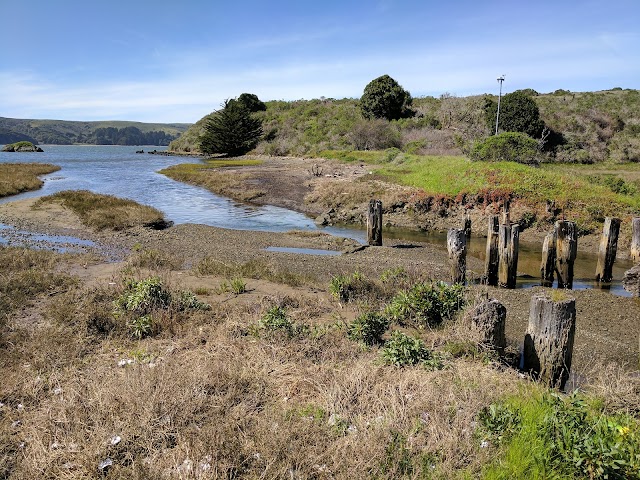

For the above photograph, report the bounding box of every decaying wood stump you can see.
[540,231,556,287]
[498,223,519,289]
[367,200,383,246]
[463,213,472,240]
[631,217,640,264]
[555,220,578,289]
[466,298,506,350]
[484,215,499,286]
[447,228,467,284]
[623,265,640,297]
[595,217,620,283]
[523,294,576,390]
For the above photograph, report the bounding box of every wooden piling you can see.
[447,228,467,284]
[523,294,576,390]
[632,217,640,265]
[466,298,506,350]
[540,231,556,287]
[484,215,500,286]
[595,217,621,283]
[463,213,472,240]
[555,220,578,289]
[498,223,519,289]
[367,200,383,246]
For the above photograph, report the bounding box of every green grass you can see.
[35,190,167,231]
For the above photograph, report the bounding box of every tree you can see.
[237,93,267,112]
[360,75,414,121]
[484,90,545,138]
[200,99,263,156]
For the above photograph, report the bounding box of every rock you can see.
[2,141,43,152]
[623,265,640,297]
[314,213,332,226]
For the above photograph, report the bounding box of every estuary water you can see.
[0,145,633,295]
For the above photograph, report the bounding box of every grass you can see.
[34,190,168,231]
[0,246,638,478]
[160,159,265,202]
[0,163,60,198]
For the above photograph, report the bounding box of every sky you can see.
[0,0,638,123]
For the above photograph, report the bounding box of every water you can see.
[0,145,633,295]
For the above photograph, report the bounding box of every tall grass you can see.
[0,163,60,198]
[35,190,168,231]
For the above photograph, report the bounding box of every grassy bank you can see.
[0,244,638,478]
[160,159,265,202]
[34,190,168,231]
[0,163,60,198]
[319,150,640,233]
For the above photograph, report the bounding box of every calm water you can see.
[0,145,633,295]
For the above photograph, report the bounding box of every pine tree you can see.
[200,99,263,156]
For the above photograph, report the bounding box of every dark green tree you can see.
[360,75,414,121]
[237,93,267,112]
[484,90,545,138]
[200,99,263,156]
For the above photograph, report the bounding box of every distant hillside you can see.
[170,89,640,163]
[0,117,191,146]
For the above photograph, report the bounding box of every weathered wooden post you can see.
[631,217,640,264]
[447,228,467,284]
[623,265,640,297]
[595,217,621,283]
[367,200,383,246]
[523,294,576,390]
[540,231,557,287]
[498,223,519,288]
[555,220,578,289]
[485,215,500,286]
[463,213,472,240]
[466,298,506,351]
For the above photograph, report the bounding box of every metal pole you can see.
[494,75,505,135]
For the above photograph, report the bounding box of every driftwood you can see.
[367,200,383,246]
[484,215,499,286]
[540,231,557,287]
[447,228,467,284]
[498,223,519,289]
[632,217,640,264]
[466,298,506,350]
[595,217,620,283]
[555,221,577,289]
[523,294,576,390]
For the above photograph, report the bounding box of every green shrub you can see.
[361,75,414,121]
[329,272,375,303]
[484,90,545,138]
[259,306,294,336]
[385,281,465,328]
[113,277,171,317]
[347,312,389,345]
[471,132,540,165]
[381,331,430,367]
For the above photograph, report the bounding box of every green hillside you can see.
[0,117,191,146]
[170,89,640,163]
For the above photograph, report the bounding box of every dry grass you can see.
[1,246,638,479]
[0,163,60,198]
[34,190,168,231]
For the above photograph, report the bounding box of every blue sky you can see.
[1,0,638,123]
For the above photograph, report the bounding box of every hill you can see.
[0,117,191,146]
[169,88,640,163]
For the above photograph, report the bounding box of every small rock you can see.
[109,435,121,446]
[98,458,113,472]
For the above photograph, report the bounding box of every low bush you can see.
[329,272,377,303]
[385,281,465,328]
[470,132,541,165]
[347,312,389,345]
[380,331,445,370]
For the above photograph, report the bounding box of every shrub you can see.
[259,306,294,336]
[360,75,414,121]
[385,281,465,328]
[381,331,430,366]
[484,90,545,138]
[329,272,376,303]
[347,312,389,345]
[470,132,540,165]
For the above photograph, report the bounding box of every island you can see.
[1,141,44,152]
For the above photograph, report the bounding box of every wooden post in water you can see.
[523,294,576,390]
[498,223,519,289]
[447,228,467,284]
[595,217,621,283]
[631,217,640,265]
[484,215,500,286]
[367,200,383,246]
[555,220,578,289]
[540,231,557,287]
[463,213,472,240]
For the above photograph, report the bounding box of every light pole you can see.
[494,75,505,135]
